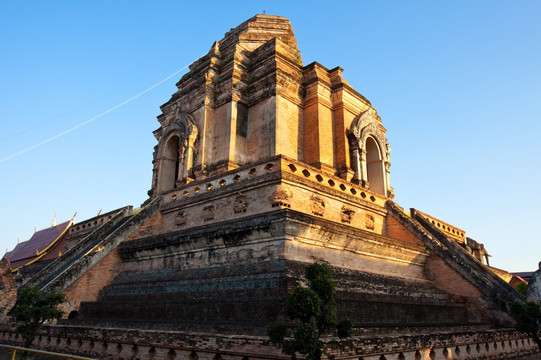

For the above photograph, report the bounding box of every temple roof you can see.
[4,220,71,270]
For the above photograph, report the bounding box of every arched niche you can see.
[365,136,385,195]
[348,109,393,197]
[155,110,198,194]
[158,134,180,193]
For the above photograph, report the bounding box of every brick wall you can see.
[384,213,424,246]
[124,212,163,241]
[61,249,123,317]
[0,323,538,360]
[426,253,483,298]
[0,259,17,321]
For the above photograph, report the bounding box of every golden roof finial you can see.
[97,209,102,216]
[34,227,37,233]
[17,237,20,244]
[52,212,57,227]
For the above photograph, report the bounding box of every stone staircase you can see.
[25,196,162,293]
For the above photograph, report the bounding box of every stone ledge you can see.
[0,324,537,360]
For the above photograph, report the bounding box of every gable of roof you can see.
[4,220,72,270]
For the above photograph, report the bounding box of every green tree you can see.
[14,286,66,348]
[267,262,353,360]
[515,281,528,296]
[511,300,541,352]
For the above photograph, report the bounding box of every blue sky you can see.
[1,1,540,273]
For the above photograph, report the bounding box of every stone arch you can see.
[365,136,385,195]
[158,134,180,193]
[155,110,198,193]
[348,109,392,197]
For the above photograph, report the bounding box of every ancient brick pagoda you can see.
[3,14,537,360]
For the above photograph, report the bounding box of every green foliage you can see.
[14,287,66,348]
[291,322,321,360]
[510,300,541,352]
[515,281,528,296]
[267,262,353,360]
[336,318,354,339]
[285,287,321,323]
[267,323,288,346]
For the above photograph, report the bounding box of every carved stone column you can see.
[385,161,391,195]
[176,142,187,186]
[360,148,369,188]
[184,145,195,182]
[185,130,198,182]
[351,142,361,184]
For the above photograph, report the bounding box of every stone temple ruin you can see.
[2,14,538,360]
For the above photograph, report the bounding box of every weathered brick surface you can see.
[70,208,483,333]
[61,248,123,317]
[408,206,520,305]
[0,259,17,321]
[0,323,538,360]
[4,14,531,360]
[24,206,133,290]
[25,197,161,297]
[124,211,163,241]
[384,211,424,246]
[426,253,483,298]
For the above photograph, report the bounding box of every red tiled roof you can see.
[4,220,71,269]
[40,234,68,261]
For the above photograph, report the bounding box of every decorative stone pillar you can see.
[185,131,197,181]
[351,142,361,184]
[176,141,187,186]
[385,161,391,196]
[360,148,369,188]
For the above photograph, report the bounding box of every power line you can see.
[0,65,188,164]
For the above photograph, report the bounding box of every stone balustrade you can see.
[0,325,538,360]
[161,155,387,209]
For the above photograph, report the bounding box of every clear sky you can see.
[1,1,540,273]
